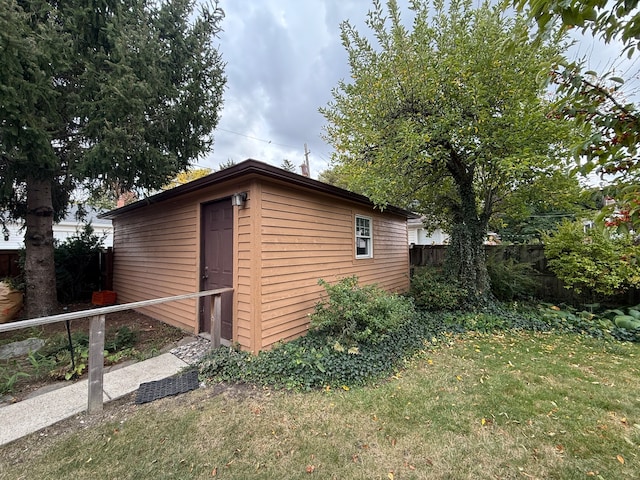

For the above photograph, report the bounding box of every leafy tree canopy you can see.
[162,168,213,191]
[321,0,578,297]
[514,0,640,57]
[514,0,640,237]
[494,170,596,243]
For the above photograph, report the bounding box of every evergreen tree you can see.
[0,0,226,316]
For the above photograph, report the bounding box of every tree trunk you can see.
[444,161,492,305]
[24,175,58,317]
[445,222,490,296]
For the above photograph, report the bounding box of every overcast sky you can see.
[195,0,639,179]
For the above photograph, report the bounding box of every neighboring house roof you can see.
[64,204,112,227]
[102,159,418,220]
[1,204,113,250]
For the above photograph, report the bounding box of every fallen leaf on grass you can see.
[211,467,217,476]
[617,454,625,464]
[306,465,316,473]
[481,417,493,426]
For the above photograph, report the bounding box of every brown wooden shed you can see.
[102,159,413,352]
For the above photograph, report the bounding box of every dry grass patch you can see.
[1,331,639,479]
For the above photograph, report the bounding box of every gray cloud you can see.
[200,0,371,176]
[200,0,638,178]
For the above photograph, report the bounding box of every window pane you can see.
[355,215,372,258]
[357,238,369,256]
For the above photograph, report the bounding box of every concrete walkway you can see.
[0,353,189,446]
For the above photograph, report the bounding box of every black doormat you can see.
[135,369,200,405]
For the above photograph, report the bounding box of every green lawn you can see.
[2,331,639,479]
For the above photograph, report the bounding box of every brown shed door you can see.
[200,200,233,339]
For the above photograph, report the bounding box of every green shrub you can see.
[309,276,414,345]
[409,267,469,311]
[543,220,640,297]
[486,255,540,301]
[55,224,106,302]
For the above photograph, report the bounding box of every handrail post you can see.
[88,314,106,414]
[210,293,221,348]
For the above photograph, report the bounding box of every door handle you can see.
[202,266,209,280]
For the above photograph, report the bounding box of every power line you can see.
[216,127,298,149]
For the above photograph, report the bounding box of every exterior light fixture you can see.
[231,192,247,207]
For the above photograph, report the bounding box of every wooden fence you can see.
[410,244,640,305]
[0,251,20,279]
[0,248,113,291]
[410,244,550,271]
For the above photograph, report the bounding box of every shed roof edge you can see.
[100,159,417,219]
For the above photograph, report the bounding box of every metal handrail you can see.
[0,288,233,413]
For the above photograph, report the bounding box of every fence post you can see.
[210,294,221,348]
[88,314,106,414]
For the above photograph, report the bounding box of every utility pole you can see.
[301,143,310,177]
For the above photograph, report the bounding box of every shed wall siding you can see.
[234,179,260,351]
[112,200,198,331]
[258,181,409,349]
[112,184,244,333]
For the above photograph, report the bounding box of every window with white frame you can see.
[355,215,372,258]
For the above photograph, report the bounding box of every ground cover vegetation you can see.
[3,322,639,479]
[198,274,640,392]
[0,313,184,398]
[1,326,136,394]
